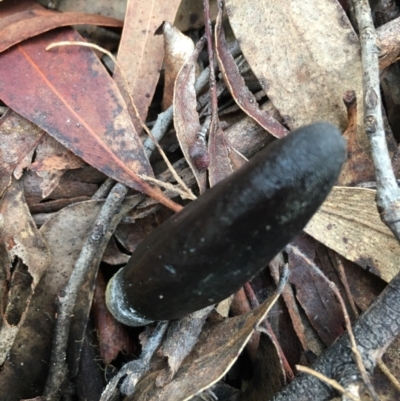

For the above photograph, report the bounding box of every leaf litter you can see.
[0,0,400,400]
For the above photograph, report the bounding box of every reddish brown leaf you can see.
[270,255,310,352]
[0,28,180,211]
[215,3,289,139]
[287,244,345,346]
[115,0,182,132]
[173,36,208,193]
[0,0,40,18]
[0,2,123,53]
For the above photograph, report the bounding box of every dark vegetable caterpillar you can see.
[106,122,346,326]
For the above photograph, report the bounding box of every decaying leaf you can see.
[102,236,130,265]
[0,109,44,196]
[129,275,286,401]
[287,244,345,346]
[225,0,363,130]
[162,22,194,110]
[0,178,50,365]
[224,0,376,187]
[30,134,85,198]
[305,186,400,283]
[156,307,213,387]
[270,254,320,354]
[239,333,286,401]
[0,199,105,400]
[23,169,98,206]
[0,195,141,400]
[173,36,207,193]
[30,134,84,173]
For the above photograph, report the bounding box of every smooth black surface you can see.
[110,122,346,322]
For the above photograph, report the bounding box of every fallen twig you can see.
[43,183,129,401]
[99,321,169,401]
[295,365,361,401]
[352,0,400,241]
[270,269,400,401]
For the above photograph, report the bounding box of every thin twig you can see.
[352,0,400,241]
[330,251,359,318]
[43,183,128,401]
[138,174,196,200]
[92,177,116,200]
[295,366,361,401]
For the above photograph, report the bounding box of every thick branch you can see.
[270,271,400,401]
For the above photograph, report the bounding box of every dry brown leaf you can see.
[225,0,362,129]
[0,178,50,365]
[102,236,130,265]
[270,254,315,353]
[0,199,104,400]
[30,134,84,172]
[30,134,85,198]
[224,0,374,185]
[239,333,286,401]
[23,170,98,206]
[225,101,280,157]
[129,280,285,401]
[173,36,207,193]
[305,186,400,283]
[215,3,288,139]
[156,307,213,387]
[0,26,179,211]
[343,258,386,313]
[0,195,141,399]
[0,110,44,196]
[115,0,182,132]
[0,2,123,53]
[56,0,127,20]
[162,22,194,110]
